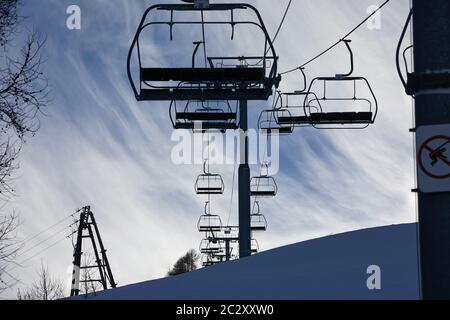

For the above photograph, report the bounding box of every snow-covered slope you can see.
[77,223,420,300]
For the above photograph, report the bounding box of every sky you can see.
[0,0,415,298]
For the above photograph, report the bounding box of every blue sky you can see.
[0,0,414,298]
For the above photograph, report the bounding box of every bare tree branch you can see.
[0,0,20,47]
[17,261,64,300]
[0,0,49,294]
[0,32,48,140]
[80,253,101,297]
[0,212,21,293]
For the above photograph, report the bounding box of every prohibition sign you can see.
[418,135,450,180]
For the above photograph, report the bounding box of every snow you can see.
[73,223,420,300]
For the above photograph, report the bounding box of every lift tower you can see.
[409,1,450,299]
[70,206,116,296]
[127,1,279,258]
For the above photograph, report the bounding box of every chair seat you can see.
[251,191,276,197]
[139,88,272,101]
[251,226,267,231]
[201,248,222,254]
[177,112,236,121]
[196,188,223,194]
[310,112,373,123]
[199,226,222,232]
[175,122,238,130]
[141,67,265,82]
[260,127,293,134]
[278,112,373,125]
[277,116,310,124]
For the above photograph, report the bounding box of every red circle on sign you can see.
[418,135,450,179]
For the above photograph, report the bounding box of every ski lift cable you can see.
[226,159,237,226]
[251,94,276,215]
[207,135,211,209]
[252,0,293,67]
[250,87,282,214]
[271,0,293,46]
[280,0,391,75]
[226,100,241,226]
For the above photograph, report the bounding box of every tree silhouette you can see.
[0,212,21,293]
[168,249,200,276]
[0,0,48,197]
[0,0,48,292]
[17,261,64,300]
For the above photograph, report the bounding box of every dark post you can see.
[238,99,251,258]
[225,239,231,261]
[70,207,89,297]
[413,0,450,299]
[89,211,117,289]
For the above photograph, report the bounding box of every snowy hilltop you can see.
[72,223,420,300]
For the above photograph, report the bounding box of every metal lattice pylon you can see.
[70,206,116,296]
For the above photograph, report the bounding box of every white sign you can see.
[416,124,450,193]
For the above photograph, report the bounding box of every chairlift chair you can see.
[199,238,223,254]
[127,3,280,102]
[195,161,225,195]
[251,239,259,254]
[302,40,378,129]
[215,226,239,240]
[259,109,294,135]
[275,69,321,127]
[250,202,267,232]
[257,91,293,135]
[197,202,223,232]
[275,91,321,127]
[170,100,238,131]
[250,165,277,198]
[201,254,222,267]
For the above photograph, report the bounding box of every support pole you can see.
[86,224,107,290]
[90,212,116,289]
[70,207,89,297]
[238,99,251,258]
[225,239,231,261]
[413,0,450,299]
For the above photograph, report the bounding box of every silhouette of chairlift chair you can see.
[276,68,321,128]
[198,202,223,232]
[195,161,225,195]
[202,254,223,267]
[258,91,294,135]
[127,3,280,102]
[279,41,378,129]
[209,252,233,262]
[199,238,223,255]
[250,164,277,198]
[250,201,267,232]
[215,226,239,239]
[202,257,214,267]
[251,239,259,254]
[170,100,238,131]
